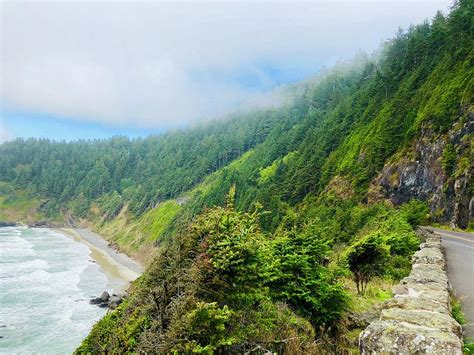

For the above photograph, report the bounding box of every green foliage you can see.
[451,297,466,326]
[398,199,430,227]
[346,233,390,295]
[99,191,124,220]
[2,2,471,352]
[140,200,181,242]
[270,225,348,324]
[170,302,236,353]
[79,190,348,352]
[442,143,457,176]
[0,182,44,222]
[201,207,274,305]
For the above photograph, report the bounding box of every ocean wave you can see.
[0,258,49,276]
[0,227,112,353]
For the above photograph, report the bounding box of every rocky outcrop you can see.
[359,228,463,354]
[0,221,18,227]
[89,291,123,310]
[27,220,66,228]
[370,114,473,229]
[452,172,472,229]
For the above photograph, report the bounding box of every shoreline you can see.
[57,228,143,290]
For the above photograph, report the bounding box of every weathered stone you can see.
[108,295,122,310]
[383,296,450,315]
[100,291,110,302]
[417,227,433,240]
[359,320,463,354]
[425,235,442,244]
[380,308,462,337]
[411,262,445,275]
[412,247,446,268]
[359,228,463,353]
[419,241,442,249]
[392,284,409,295]
[0,221,17,227]
[396,282,451,307]
[451,167,472,229]
[371,117,472,226]
[402,265,451,289]
[89,297,104,305]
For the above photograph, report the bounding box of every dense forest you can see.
[0,0,473,352]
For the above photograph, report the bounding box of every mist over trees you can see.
[1,1,473,352]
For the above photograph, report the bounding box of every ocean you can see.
[0,227,123,354]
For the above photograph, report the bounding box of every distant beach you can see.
[58,228,143,287]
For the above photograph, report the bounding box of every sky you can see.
[0,0,453,141]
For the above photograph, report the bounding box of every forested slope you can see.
[0,1,473,353]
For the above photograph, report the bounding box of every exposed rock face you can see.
[371,115,473,229]
[452,172,472,229]
[359,229,463,354]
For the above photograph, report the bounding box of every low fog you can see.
[1,0,451,129]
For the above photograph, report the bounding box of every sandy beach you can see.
[58,228,143,287]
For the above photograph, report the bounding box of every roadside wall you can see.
[359,228,463,354]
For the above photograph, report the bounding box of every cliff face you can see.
[371,110,473,229]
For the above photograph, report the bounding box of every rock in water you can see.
[89,297,103,305]
[100,291,110,302]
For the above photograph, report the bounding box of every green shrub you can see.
[172,302,236,353]
[399,199,429,227]
[346,233,390,295]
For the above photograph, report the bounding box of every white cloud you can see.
[1,0,452,128]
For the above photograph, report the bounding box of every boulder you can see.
[100,291,110,302]
[28,221,48,227]
[89,297,104,305]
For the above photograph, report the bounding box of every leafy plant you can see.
[346,234,390,295]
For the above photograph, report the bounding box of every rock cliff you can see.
[370,111,473,229]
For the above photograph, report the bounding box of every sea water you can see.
[0,227,120,354]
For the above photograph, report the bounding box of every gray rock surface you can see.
[372,117,472,229]
[89,291,123,309]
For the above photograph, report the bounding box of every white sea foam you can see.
[0,227,115,354]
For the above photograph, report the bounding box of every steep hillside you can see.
[75,2,472,353]
[0,1,472,353]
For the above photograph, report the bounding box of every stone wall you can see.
[359,228,463,354]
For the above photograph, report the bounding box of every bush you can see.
[346,233,390,295]
[171,302,236,353]
[270,226,348,325]
[399,199,429,227]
